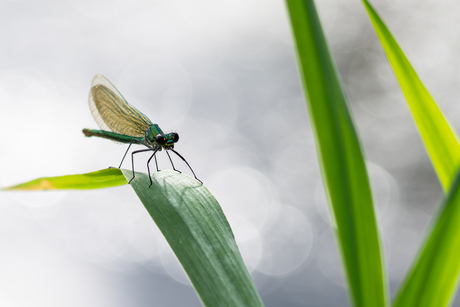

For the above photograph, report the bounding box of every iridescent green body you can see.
[82,75,200,185]
[82,123,178,150]
[83,128,144,144]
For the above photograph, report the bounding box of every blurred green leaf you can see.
[361,1,460,306]
[285,1,388,306]
[392,167,460,307]
[361,0,460,192]
[123,169,264,307]
[2,168,127,190]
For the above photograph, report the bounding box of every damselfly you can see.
[82,75,200,186]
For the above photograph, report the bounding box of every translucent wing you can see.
[89,75,153,137]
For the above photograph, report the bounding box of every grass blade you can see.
[360,2,460,305]
[123,169,264,307]
[361,0,460,192]
[285,1,388,306]
[2,168,127,190]
[392,168,460,307]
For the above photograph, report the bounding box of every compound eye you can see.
[172,132,179,143]
[155,134,166,145]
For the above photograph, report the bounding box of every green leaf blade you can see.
[3,168,127,190]
[393,168,460,307]
[123,169,264,307]
[361,0,460,192]
[360,2,460,306]
[285,1,388,306]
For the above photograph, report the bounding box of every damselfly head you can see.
[172,132,179,143]
[156,132,179,149]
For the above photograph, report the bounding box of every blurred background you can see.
[0,0,457,306]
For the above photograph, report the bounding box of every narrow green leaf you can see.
[361,0,460,192]
[2,168,127,190]
[285,1,388,306]
[122,169,264,307]
[392,167,460,307]
[360,2,460,305]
